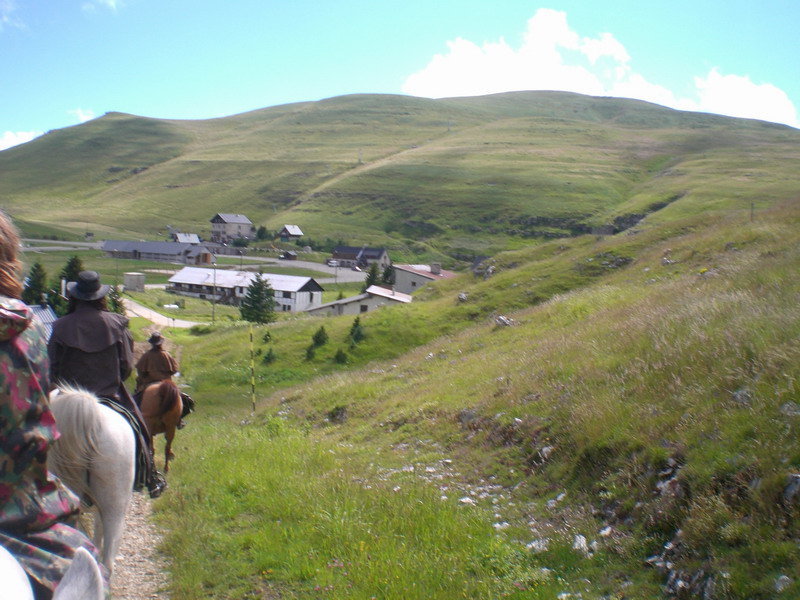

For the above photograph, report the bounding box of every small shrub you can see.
[334,348,348,364]
[305,344,316,361]
[190,324,213,336]
[312,325,329,347]
[262,347,276,364]
[262,331,272,343]
[327,405,348,423]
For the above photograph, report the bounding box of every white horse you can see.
[0,545,104,600]
[48,385,136,573]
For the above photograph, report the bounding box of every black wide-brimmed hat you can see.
[148,332,165,346]
[67,270,110,301]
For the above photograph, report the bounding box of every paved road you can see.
[123,297,201,329]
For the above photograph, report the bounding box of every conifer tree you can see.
[312,325,329,347]
[60,255,85,283]
[361,262,380,292]
[240,272,276,324]
[381,265,395,286]
[107,284,126,315]
[22,262,48,306]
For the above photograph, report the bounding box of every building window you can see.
[283,291,292,298]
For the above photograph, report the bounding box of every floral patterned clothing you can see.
[0,295,105,599]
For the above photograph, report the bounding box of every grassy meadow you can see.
[5,91,800,598]
[136,193,800,599]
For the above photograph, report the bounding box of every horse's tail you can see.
[158,380,181,415]
[48,385,104,502]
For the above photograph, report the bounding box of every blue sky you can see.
[2,0,798,150]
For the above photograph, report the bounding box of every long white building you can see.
[167,267,324,313]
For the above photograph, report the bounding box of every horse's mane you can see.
[48,385,104,502]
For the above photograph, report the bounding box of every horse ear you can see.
[53,548,105,600]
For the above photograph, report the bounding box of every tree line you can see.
[23,256,124,315]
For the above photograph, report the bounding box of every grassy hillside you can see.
[6,91,799,597]
[3,92,798,262]
[142,187,800,598]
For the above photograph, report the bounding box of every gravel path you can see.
[110,493,170,599]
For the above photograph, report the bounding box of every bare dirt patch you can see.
[110,493,170,600]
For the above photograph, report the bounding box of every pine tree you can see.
[361,262,380,292]
[60,255,85,283]
[239,272,276,324]
[381,265,395,286]
[312,325,329,347]
[107,284,126,315]
[22,262,48,306]
[349,316,365,344]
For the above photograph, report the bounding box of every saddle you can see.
[97,399,150,493]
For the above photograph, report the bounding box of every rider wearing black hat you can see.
[48,271,167,498]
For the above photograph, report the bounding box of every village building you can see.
[210,213,255,244]
[330,246,391,270]
[102,240,214,265]
[277,225,304,242]
[392,263,457,294]
[203,242,249,257]
[307,285,412,317]
[30,303,58,340]
[172,232,201,244]
[166,267,324,312]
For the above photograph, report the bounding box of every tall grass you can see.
[153,198,800,598]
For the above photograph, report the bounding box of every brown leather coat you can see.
[48,303,134,403]
[135,347,179,393]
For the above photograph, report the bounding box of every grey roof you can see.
[211,213,253,224]
[30,304,58,340]
[332,246,387,259]
[102,240,210,256]
[168,267,323,292]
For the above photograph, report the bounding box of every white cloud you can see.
[0,0,23,31]
[0,130,42,151]
[693,68,798,126]
[402,8,798,128]
[69,108,96,123]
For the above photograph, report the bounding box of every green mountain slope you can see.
[160,194,800,599]
[2,92,798,260]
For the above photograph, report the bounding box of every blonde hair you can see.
[0,211,23,299]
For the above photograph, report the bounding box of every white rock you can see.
[572,534,590,556]
[526,538,549,553]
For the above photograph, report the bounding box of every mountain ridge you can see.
[2,91,798,262]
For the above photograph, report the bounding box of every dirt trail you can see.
[110,493,170,599]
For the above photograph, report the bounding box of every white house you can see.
[392,263,457,294]
[167,267,324,312]
[307,285,412,317]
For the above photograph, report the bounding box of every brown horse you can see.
[140,380,183,473]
